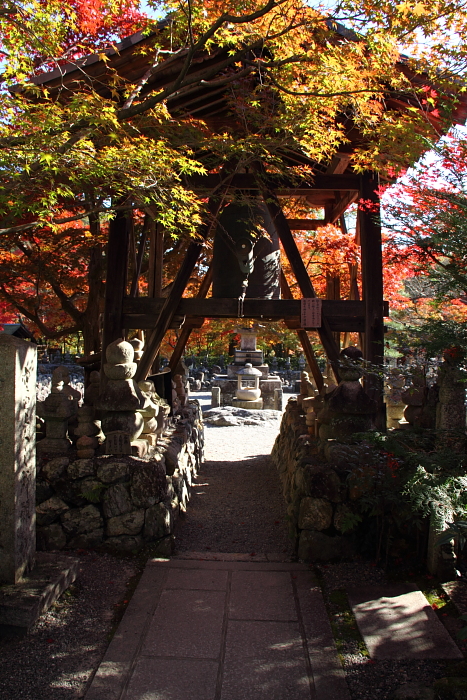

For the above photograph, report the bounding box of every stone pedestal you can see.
[0,335,37,584]
[0,552,78,634]
[232,397,264,410]
[385,371,406,430]
[274,388,283,411]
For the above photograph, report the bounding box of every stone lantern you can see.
[233,363,263,409]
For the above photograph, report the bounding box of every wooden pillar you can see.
[148,221,164,299]
[101,210,130,359]
[359,173,384,364]
[326,273,341,350]
[129,213,150,298]
[359,172,385,422]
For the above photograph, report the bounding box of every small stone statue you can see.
[130,336,144,363]
[84,370,101,407]
[52,365,81,409]
[36,377,76,454]
[74,405,103,458]
[97,338,147,454]
[174,373,188,407]
[317,347,376,443]
[138,380,160,446]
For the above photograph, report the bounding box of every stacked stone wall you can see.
[35,402,203,554]
[272,398,356,561]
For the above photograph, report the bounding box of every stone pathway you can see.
[84,404,463,699]
[85,405,352,700]
[85,557,350,700]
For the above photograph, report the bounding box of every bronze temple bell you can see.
[211,202,281,300]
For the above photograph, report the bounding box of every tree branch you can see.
[0,283,80,339]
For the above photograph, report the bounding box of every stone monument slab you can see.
[0,335,37,584]
[347,584,462,659]
[0,552,79,634]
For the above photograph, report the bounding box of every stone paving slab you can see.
[222,620,312,700]
[347,584,462,660]
[229,570,298,621]
[85,556,351,700]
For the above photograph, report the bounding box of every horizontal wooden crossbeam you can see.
[123,297,389,332]
[286,219,324,230]
[184,173,360,195]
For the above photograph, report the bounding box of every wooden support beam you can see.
[253,165,341,378]
[169,264,213,371]
[123,297,387,332]
[129,213,149,297]
[185,172,360,195]
[359,172,386,424]
[280,271,324,391]
[101,210,130,359]
[286,219,324,230]
[326,154,351,175]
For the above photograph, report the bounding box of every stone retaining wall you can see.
[35,401,203,554]
[272,398,355,561]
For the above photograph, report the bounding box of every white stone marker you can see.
[0,335,37,583]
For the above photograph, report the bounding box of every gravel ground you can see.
[174,398,294,557]
[0,553,139,700]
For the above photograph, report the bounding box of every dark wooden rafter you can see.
[168,263,213,371]
[326,153,351,175]
[101,209,131,367]
[253,164,341,380]
[280,271,324,391]
[186,172,360,196]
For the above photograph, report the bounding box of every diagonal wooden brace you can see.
[254,165,341,380]
[280,271,324,391]
[168,264,213,371]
